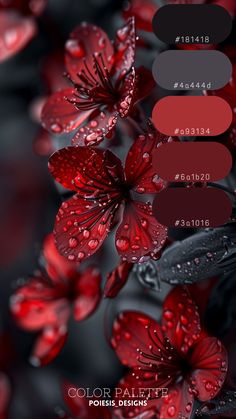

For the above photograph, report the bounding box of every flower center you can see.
[67,53,120,111]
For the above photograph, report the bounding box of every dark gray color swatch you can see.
[152,50,232,90]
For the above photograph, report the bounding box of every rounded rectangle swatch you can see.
[153,188,232,228]
[152,96,232,136]
[152,50,232,91]
[152,5,232,44]
[153,142,232,182]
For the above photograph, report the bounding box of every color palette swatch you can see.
[152,50,232,91]
[151,4,233,228]
[153,5,232,44]
[153,188,232,228]
[152,96,232,137]
[153,142,232,182]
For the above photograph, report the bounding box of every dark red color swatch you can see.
[153,187,232,228]
[153,142,232,182]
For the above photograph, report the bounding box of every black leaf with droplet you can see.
[156,224,236,285]
[197,390,236,416]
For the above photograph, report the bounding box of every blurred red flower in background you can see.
[48,131,169,263]
[111,286,228,419]
[41,18,155,146]
[10,234,102,366]
[0,0,47,62]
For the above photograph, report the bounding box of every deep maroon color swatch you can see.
[153,142,232,182]
[153,188,232,228]
[152,96,232,136]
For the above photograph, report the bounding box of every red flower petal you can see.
[189,336,228,401]
[71,109,118,146]
[63,381,112,419]
[104,261,133,298]
[30,324,68,366]
[10,277,71,330]
[41,88,92,135]
[162,287,202,355]
[54,195,119,261]
[0,373,10,417]
[159,382,194,419]
[115,201,167,263]
[125,132,168,194]
[123,0,157,32]
[65,23,114,85]
[113,17,136,80]
[111,311,164,368]
[117,67,136,118]
[49,146,124,195]
[43,233,79,283]
[73,266,102,321]
[0,11,36,62]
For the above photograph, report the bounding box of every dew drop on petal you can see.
[163,310,174,320]
[142,152,150,162]
[78,251,85,259]
[65,39,85,58]
[4,28,18,48]
[83,229,90,239]
[167,406,176,417]
[51,122,62,133]
[90,120,98,128]
[68,237,78,248]
[88,239,99,250]
[116,237,130,251]
[117,26,129,42]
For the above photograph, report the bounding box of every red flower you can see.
[58,381,112,419]
[0,0,47,62]
[41,18,155,146]
[48,131,168,263]
[111,286,228,419]
[10,234,102,366]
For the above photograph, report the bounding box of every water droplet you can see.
[163,310,174,320]
[124,332,131,340]
[142,152,150,162]
[78,251,85,259]
[88,239,99,249]
[180,315,188,325]
[68,254,75,261]
[51,123,62,133]
[136,187,145,193]
[90,120,98,128]
[116,237,130,251]
[83,229,90,239]
[65,39,85,58]
[68,237,78,248]
[167,406,176,417]
[117,26,129,42]
[194,257,200,265]
[186,403,192,413]
[98,37,106,48]
[141,219,148,228]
